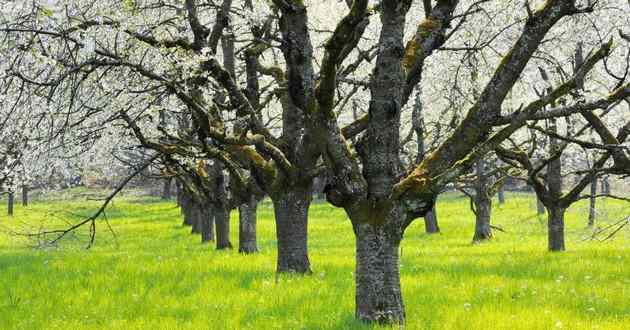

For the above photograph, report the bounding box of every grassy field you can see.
[0,190,629,329]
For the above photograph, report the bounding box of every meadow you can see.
[0,190,629,329]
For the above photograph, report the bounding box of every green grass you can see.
[0,191,629,329]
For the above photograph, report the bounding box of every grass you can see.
[0,190,629,329]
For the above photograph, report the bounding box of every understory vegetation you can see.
[1,191,629,329]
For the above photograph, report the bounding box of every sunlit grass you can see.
[0,191,629,329]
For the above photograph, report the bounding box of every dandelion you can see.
[555,321,563,328]
[463,302,472,311]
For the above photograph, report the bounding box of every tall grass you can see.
[0,191,628,329]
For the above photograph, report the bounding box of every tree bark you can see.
[215,205,232,249]
[473,159,493,242]
[423,205,439,233]
[547,205,566,251]
[21,185,28,207]
[190,202,202,234]
[587,177,597,227]
[238,196,258,254]
[353,221,405,324]
[200,205,215,243]
[497,187,505,205]
[8,192,14,216]
[537,197,546,215]
[272,187,311,273]
[473,193,492,242]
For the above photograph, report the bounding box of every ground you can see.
[0,189,629,329]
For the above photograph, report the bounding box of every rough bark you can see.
[473,194,492,242]
[201,205,215,243]
[473,159,493,242]
[353,220,404,323]
[215,205,232,249]
[547,205,566,251]
[272,187,311,273]
[537,196,546,215]
[238,195,258,254]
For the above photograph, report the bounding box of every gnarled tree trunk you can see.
[352,220,404,324]
[272,187,311,273]
[238,196,258,254]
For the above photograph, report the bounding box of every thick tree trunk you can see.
[8,192,14,216]
[161,178,172,200]
[353,222,405,324]
[190,203,202,234]
[22,186,28,207]
[547,206,565,251]
[215,205,232,249]
[423,205,439,233]
[473,194,493,242]
[272,188,311,273]
[181,191,193,226]
[200,206,215,243]
[587,178,597,227]
[238,196,258,254]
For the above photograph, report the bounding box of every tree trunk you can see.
[536,198,546,216]
[587,178,597,227]
[181,191,193,226]
[8,192,14,216]
[161,178,172,200]
[22,186,28,207]
[423,205,439,233]
[473,194,493,242]
[190,203,202,234]
[497,187,505,205]
[272,188,311,273]
[200,206,215,243]
[353,222,405,324]
[238,196,258,254]
[547,206,565,251]
[215,205,232,249]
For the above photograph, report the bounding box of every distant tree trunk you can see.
[353,219,404,323]
[601,177,611,195]
[238,196,258,254]
[547,205,566,251]
[201,206,215,243]
[587,177,597,227]
[473,159,492,242]
[272,187,311,273]
[21,185,28,207]
[497,187,505,205]
[8,192,14,216]
[423,205,439,233]
[161,178,172,200]
[214,205,232,249]
[413,87,439,235]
